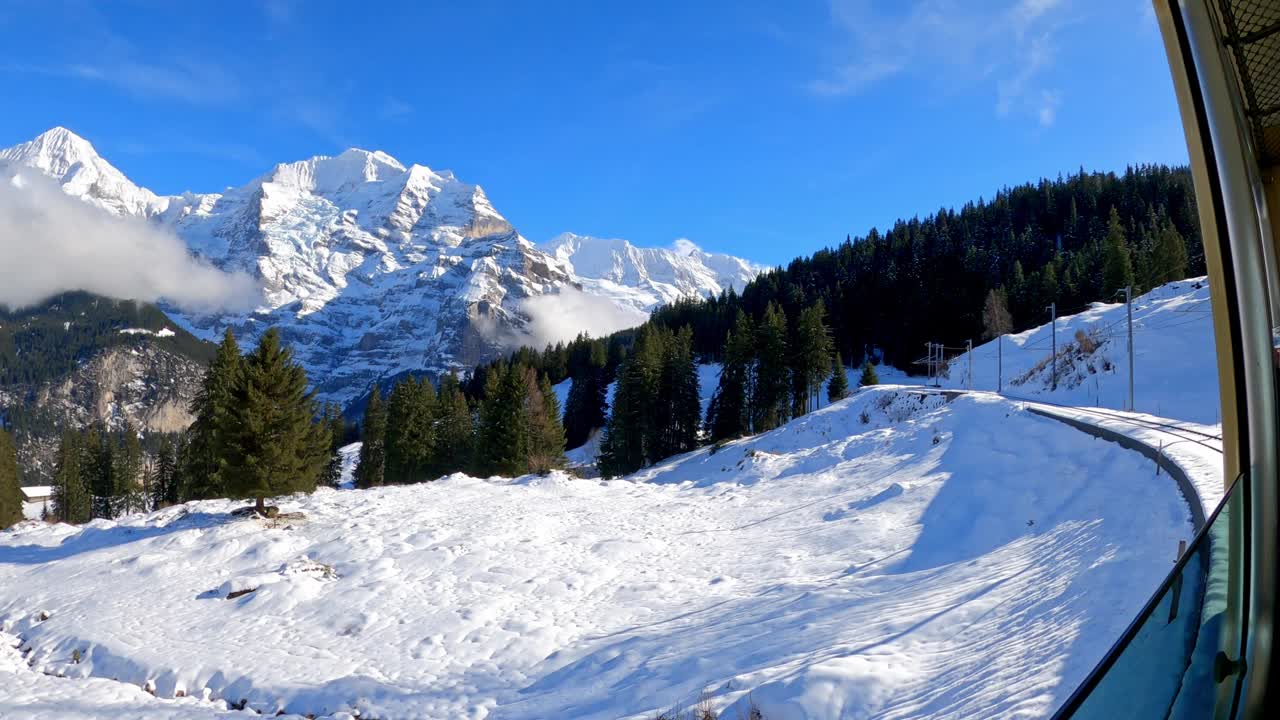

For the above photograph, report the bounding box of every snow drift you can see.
[0,388,1195,719]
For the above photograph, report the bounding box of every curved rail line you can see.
[921,386,1226,456]
[1002,394,1224,456]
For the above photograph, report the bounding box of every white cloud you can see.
[1037,89,1063,126]
[811,0,1068,125]
[0,170,260,312]
[669,237,702,256]
[55,60,242,105]
[502,287,648,349]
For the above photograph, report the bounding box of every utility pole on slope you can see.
[967,340,973,390]
[1046,303,1057,391]
[998,335,1003,393]
[935,342,942,388]
[926,340,936,386]
[1125,286,1134,412]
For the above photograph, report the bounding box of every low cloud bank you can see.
[0,170,259,311]
[490,286,648,349]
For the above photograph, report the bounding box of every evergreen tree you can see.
[320,402,347,488]
[475,363,531,476]
[84,428,116,519]
[753,302,791,432]
[114,421,146,515]
[434,374,474,475]
[599,329,661,477]
[1150,217,1189,287]
[524,370,567,474]
[707,311,754,441]
[151,438,179,510]
[223,328,329,513]
[181,328,243,501]
[1102,207,1135,297]
[653,326,701,458]
[792,301,834,414]
[981,288,1014,340]
[0,427,22,529]
[563,340,608,450]
[355,386,387,489]
[827,354,849,402]
[859,361,879,387]
[386,377,437,483]
[51,431,91,524]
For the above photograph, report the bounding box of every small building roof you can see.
[20,486,54,501]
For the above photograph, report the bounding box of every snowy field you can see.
[939,278,1217,423]
[0,388,1196,719]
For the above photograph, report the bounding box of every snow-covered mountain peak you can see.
[1,128,764,405]
[259,147,408,194]
[541,232,766,312]
[1,126,101,177]
[0,127,161,216]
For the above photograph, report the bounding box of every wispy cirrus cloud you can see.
[9,59,241,106]
[808,0,1070,126]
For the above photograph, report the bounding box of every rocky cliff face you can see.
[0,293,212,482]
[2,342,204,482]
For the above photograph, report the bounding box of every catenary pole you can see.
[998,335,1003,393]
[967,340,973,390]
[1126,286,1134,411]
[1046,303,1057,391]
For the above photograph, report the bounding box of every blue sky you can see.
[0,0,1187,265]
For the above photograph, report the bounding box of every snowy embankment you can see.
[0,388,1195,719]
[940,278,1218,424]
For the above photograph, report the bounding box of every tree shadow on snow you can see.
[0,511,237,565]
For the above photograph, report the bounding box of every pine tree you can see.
[1102,207,1135,297]
[51,431,91,524]
[524,370,567,474]
[753,302,791,432]
[320,403,347,488]
[114,421,145,515]
[981,288,1014,340]
[84,428,115,519]
[386,377,437,483]
[563,340,608,450]
[223,328,329,513]
[0,427,22,529]
[434,374,474,475]
[792,301,833,414]
[666,326,702,455]
[355,386,387,489]
[1150,217,1188,287]
[475,363,531,476]
[599,329,661,477]
[181,328,243,501]
[151,438,178,510]
[707,311,754,441]
[827,353,849,402]
[859,361,879,387]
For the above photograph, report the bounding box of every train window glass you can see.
[1054,477,1242,719]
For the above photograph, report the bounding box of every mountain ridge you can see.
[0,128,763,405]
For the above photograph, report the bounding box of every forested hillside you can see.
[0,294,216,482]
[467,165,1199,466]
[0,292,214,387]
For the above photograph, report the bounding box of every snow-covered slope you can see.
[0,388,1196,719]
[0,129,762,406]
[939,277,1218,424]
[541,233,766,313]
